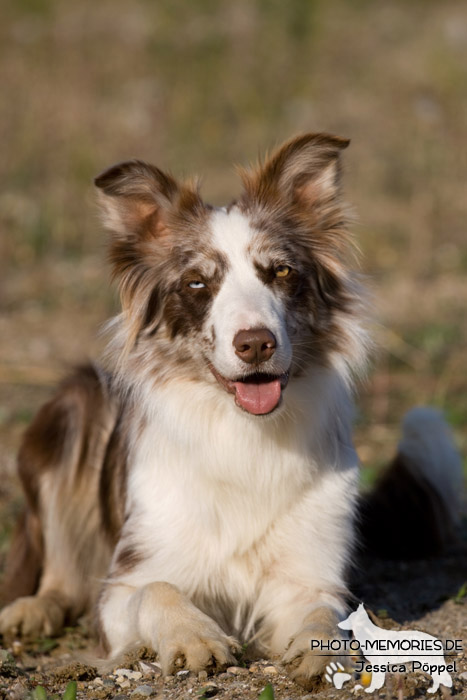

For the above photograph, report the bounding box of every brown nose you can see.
[233,328,277,365]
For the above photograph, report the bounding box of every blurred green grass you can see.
[0,0,466,484]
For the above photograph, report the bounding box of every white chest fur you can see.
[114,370,359,609]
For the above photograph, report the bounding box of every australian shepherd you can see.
[0,134,461,690]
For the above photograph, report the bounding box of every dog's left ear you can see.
[239,133,350,210]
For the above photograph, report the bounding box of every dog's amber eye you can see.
[275,265,291,278]
[188,280,206,289]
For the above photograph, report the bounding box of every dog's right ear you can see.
[94,160,192,240]
[95,161,204,354]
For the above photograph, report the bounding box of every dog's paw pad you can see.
[324,661,352,689]
[0,595,65,637]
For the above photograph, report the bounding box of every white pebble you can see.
[140,661,161,676]
[263,665,278,674]
[131,685,154,697]
[11,641,23,656]
[115,668,143,681]
[227,666,249,675]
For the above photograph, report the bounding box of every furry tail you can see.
[359,407,463,559]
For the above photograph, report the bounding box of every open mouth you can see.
[209,366,289,415]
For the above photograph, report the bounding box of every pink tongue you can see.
[234,379,282,415]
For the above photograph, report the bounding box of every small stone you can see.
[176,669,190,678]
[112,695,130,700]
[11,641,23,657]
[263,665,278,674]
[6,682,28,699]
[0,650,14,662]
[118,680,131,689]
[103,679,116,687]
[140,661,161,676]
[114,668,138,680]
[226,666,249,675]
[0,650,17,678]
[197,686,218,698]
[131,685,154,697]
[164,675,174,682]
[248,664,259,672]
[459,671,467,680]
[198,670,208,682]
[93,678,104,686]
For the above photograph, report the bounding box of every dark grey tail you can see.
[359,408,463,559]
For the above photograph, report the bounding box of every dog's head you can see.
[96,134,367,416]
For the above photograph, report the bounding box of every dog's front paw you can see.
[282,628,345,691]
[0,593,66,637]
[157,612,239,675]
[282,629,331,691]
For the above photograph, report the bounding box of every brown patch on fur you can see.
[238,132,349,213]
[95,160,214,358]
[95,160,179,202]
[95,589,111,656]
[1,365,115,605]
[109,544,144,581]
[162,251,228,339]
[17,365,112,484]
[237,133,361,371]
[96,626,111,657]
[0,510,42,605]
[238,133,353,274]
[359,452,455,559]
[99,407,132,544]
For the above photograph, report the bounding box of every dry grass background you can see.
[0,0,466,548]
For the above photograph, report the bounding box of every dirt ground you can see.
[0,546,466,699]
[1,0,466,698]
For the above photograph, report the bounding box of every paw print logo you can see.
[325,661,352,689]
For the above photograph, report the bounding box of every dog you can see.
[0,134,462,690]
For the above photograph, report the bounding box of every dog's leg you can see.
[99,581,239,673]
[279,599,347,691]
[0,476,111,637]
[0,365,114,638]
[253,474,358,689]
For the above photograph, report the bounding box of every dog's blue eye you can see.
[188,281,206,289]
